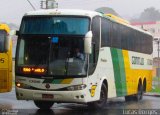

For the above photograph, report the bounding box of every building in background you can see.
[131,21,160,57]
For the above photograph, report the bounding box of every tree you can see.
[131,7,160,22]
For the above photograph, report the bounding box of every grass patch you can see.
[151,86,160,93]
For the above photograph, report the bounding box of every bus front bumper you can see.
[16,87,89,103]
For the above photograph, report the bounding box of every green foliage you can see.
[151,86,160,93]
[131,7,160,22]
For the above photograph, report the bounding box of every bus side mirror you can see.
[84,31,93,54]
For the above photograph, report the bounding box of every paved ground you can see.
[0,88,160,115]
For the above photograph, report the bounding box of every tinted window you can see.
[20,16,89,35]
[0,30,6,52]
[100,17,153,54]
[101,18,111,47]
[89,16,100,75]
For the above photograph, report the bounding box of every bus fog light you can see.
[81,95,84,98]
[76,96,79,99]
[67,84,86,91]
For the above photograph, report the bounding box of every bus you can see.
[15,9,153,109]
[0,24,12,93]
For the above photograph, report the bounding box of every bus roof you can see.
[0,24,10,33]
[105,14,130,25]
[25,9,102,18]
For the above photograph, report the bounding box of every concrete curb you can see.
[144,93,160,97]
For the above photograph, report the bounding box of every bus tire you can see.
[133,83,143,101]
[88,83,107,109]
[34,100,54,109]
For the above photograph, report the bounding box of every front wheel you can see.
[88,83,107,109]
[34,100,54,109]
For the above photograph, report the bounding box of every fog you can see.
[0,0,160,24]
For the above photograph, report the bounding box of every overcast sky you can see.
[0,0,160,25]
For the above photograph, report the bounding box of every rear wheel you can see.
[134,83,143,101]
[130,83,143,101]
[88,83,107,109]
[125,83,143,102]
[34,100,54,109]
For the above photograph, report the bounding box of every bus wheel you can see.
[88,83,107,109]
[34,100,54,109]
[134,83,143,101]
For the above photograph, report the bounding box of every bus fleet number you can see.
[0,58,4,63]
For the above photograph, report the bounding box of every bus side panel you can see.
[123,50,152,95]
[110,48,127,97]
[0,53,9,92]
[0,39,12,93]
[8,39,12,92]
[110,48,152,97]
[87,47,117,101]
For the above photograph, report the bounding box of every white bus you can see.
[15,9,153,109]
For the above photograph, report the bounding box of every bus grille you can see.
[0,70,8,89]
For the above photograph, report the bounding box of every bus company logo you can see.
[90,85,97,97]
[132,56,144,65]
[45,84,50,89]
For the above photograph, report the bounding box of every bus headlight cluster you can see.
[67,84,87,91]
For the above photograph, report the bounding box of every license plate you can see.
[42,94,54,99]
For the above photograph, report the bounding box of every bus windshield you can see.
[17,36,87,77]
[20,16,89,35]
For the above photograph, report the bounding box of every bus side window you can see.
[101,17,111,47]
[0,31,5,52]
[89,16,100,75]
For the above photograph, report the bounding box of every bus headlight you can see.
[67,84,87,91]
[16,82,31,89]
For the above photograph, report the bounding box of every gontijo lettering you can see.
[132,56,144,65]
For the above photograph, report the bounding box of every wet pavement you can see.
[0,88,160,115]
